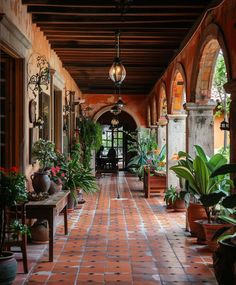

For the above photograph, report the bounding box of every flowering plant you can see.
[50,166,66,185]
[0,167,28,255]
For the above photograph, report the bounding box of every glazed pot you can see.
[213,239,236,284]
[48,180,62,195]
[31,171,51,194]
[0,251,17,285]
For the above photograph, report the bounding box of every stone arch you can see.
[170,63,187,114]
[158,82,167,120]
[151,95,157,125]
[93,105,141,128]
[147,104,151,127]
[191,23,231,103]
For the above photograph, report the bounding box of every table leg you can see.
[48,209,56,262]
[63,205,68,235]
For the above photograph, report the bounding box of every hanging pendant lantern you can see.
[109,31,126,86]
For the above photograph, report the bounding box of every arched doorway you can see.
[96,110,137,170]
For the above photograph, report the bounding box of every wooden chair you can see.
[4,203,28,273]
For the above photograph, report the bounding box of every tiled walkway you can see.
[14,173,217,284]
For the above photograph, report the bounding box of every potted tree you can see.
[31,139,57,194]
[170,145,231,249]
[0,167,28,284]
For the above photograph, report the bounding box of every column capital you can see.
[185,102,216,111]
[49,68,56,75]
[166,113,187,121]
[224,80,236,95]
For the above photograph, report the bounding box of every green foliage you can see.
[10,219,31,240]
[61,152,98,199]
[127,129,166,179]
[0,167,28,255]
[170,145,232,223]
[212,51,230,116]
[77,118,102,169]
[32,139,57,171]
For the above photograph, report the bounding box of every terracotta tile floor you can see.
[14,172,217,284]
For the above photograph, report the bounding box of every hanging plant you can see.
[77,118,102,169]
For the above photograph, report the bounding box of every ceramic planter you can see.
[31,171,51,194]
[0,251,17,285]
[187,202,207,236]
[173,199,186,212]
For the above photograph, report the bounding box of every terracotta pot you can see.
[187,202,207,236]
[202,222,231,252]
[67,192,76,212]
[213,239,236,284]
[30,219,49,244]
[194,220,207,244]
[0,251,17,285]
[173,199,186,212]
[31,171,51,194]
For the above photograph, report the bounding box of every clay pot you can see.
[173,199,186,212]
[30,219,49,244]
[202,222,231,251]
[0,251,17,285]
[187,202,207,236]
[48,181,62,195]
[31,171,51,194]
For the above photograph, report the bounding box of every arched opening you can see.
[195,39,229,154]
[159,86,167,119]
[171,71,186,114]
[96,110,137,170]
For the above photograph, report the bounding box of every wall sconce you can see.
[33,116,44,129]
[27,55,50,98]
[63,90,74,115]
[220,119,230,131]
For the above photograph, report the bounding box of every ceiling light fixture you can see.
[109,31,126,87]
[110,105,121,115]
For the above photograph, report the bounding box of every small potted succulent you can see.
[0,167,28,284]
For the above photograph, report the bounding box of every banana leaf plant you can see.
[170,145,232,223]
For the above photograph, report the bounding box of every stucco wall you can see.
[0,0,82,179]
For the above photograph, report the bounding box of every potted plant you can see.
[77,118,102,170]
[170,145,232,248]
[164,185,186,211]
[210,163,236,284]
[62,151,98,210]
[0,166,28,284]
[31,139,57,193]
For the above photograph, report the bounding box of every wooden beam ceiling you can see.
[22,0,216,95]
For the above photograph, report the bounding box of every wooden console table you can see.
[26,190,70,262]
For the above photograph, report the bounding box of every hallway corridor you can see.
[16,173,217,285]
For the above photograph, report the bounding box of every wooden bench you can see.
[143,167,166,198]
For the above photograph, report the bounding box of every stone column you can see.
[185,102,216,157]
[157,118,167,149]
[166,114,187,188]
[224,80,236,164]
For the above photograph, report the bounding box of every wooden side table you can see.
[26,191,70,262]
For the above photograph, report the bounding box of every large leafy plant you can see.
[127,129,166,179]
[32,139,57,171]
[170,145,232,223]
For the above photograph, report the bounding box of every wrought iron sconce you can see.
[27,55,50,98]
[220,119,230,131]
[63,90,74,115]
